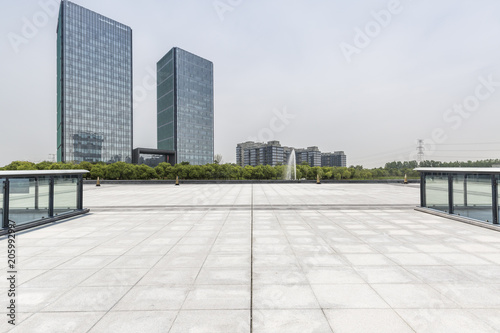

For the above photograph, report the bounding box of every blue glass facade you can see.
[157,47,214,165]
[57,0,132,163]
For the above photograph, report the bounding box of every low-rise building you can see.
[237,141,346,168]
[321,151,347,167]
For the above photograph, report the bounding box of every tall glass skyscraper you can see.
[157,47,214,165]
[57,0,132,163]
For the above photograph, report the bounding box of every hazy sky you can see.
[2,0,500,167]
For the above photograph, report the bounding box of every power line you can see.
[431,142,500,146]
[431,149,500,152]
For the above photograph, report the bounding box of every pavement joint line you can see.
[250,183,254,333]
[84,209,203,333]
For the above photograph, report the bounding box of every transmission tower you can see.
[416,139,424,165]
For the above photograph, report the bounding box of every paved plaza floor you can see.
[2,183,500,332]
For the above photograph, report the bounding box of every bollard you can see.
[175,176,179,186]
[404,174,408,184]
[96,177,101,187]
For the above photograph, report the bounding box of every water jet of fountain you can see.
[284,149,296,180]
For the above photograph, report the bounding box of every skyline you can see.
[2,0,500,167]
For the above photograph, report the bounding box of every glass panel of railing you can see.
[8,177,50,225]
[425,173,449,212]
[453,174,466,216]
[458,174,493,223]
[54,175,78,216]
[0,178,4,227]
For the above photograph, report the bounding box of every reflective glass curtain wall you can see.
[157,47,214,165]
[57,0,133,163]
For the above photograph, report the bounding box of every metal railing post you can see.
[35,177,39,210]
[2,179,9,228]
[420,173,426,207]
[463,174,468,207]
[77,175,83,210]
[492,174,498,225]
[448,174,454,214]
[48,177,54,217]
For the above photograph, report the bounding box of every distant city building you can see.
[237,141,346,168]
[321,151,347,167]
[296,147,321,167]
[333,151,347,167]
[236,141,284,167]
[157,47,214,165]
[57,0,132,163]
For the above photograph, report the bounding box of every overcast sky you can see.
[1,0,500,167]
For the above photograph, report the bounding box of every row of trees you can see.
[2,159,499,180]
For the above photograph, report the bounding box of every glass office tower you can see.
[57,0,132,163]
[157,47,214,165]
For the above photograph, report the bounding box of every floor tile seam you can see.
[285,206,412,326]
[169,207,236,332]
[270,200,334,333]
[358,282,418,332]
[452,306,500,332]
[84,210,209,333]
[250,184,254,333]
[46,212,156,273]
[296,209,393,273]
[423,281,493,309]
[188,209,234,289]
[313,209,398,255]
[2,312,36,331]
[70,211,181,281]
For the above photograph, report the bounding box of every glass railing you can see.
[416,168,499,225]
[0,170,89,231]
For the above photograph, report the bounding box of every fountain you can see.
[284,149,296,180]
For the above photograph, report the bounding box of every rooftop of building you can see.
[3,183,499,332]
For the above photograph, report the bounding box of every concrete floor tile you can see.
[253,309,333,333]
[404,266,475,283]
[253,267,307,285]
[56,255,118,270]
[196,267,250,285]
[106,255,162,269]
[10,312,104,333]
[469,309,500,331]
[386,253,442,266]
[431,283,500,308]
[80,268,148,286]
[397,309,498,333]
[372,284,457,308]
[17,287,69,312]
[253,284,319,309]
[88,310,177,333]
[324,309,414,333]
[311,284,389,309]
[113,285,190,310]
[432,253,491,265]
[169,310,249,333]
[183,285,250,309]
[253,254,298,267]
[305,266,365,284]
[203,254,250,268]
[344,254,396,266]
[44,286,130,311]
[22,269,96,288]
[139,267,199,286]
[355,266,421,284]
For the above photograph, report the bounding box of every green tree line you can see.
[1,159,499,180]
